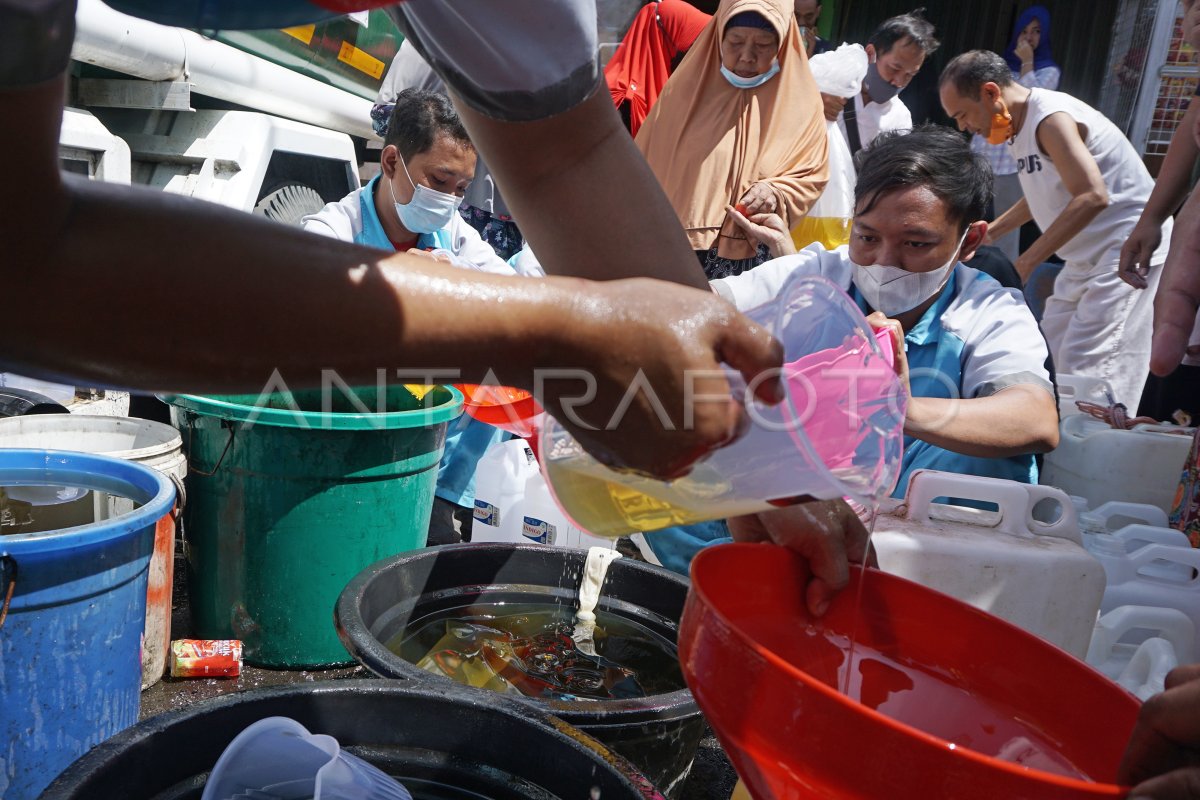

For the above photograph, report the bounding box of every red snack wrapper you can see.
[170,639,242,678]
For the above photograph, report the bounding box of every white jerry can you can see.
[871,470,1105,659]
[520,471,615,550]
[1040,415,1193,515]
[1086,605,1194,700]
[471,438,540,545]
[473,438,615,550]
[1096,541,1200,645]
[1079,501,1170,534]
[1084,524,1194,583]
[1055,374,1117,419]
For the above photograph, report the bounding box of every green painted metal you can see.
[164,384,463,668]
[820,0,838,39]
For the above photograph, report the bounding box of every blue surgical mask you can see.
[720,59,781,89]
[863,60,902,104]
[389,157,460,234]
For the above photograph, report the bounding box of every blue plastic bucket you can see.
[0,450,174,800]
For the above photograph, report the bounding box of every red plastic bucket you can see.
[680,543,1141,799]
[453,384,542,438]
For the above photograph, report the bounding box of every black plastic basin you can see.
[335,544,704,797]
[38,680,665,800]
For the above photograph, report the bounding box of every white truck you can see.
[63,0,393,223]
[60,0,643,216]
[3,0,400,409]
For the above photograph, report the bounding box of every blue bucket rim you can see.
[0,449,174,555]
[160,384,464,430]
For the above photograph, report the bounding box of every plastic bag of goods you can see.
[792,44,868,251]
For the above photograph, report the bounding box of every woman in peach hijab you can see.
[636,0,828,279]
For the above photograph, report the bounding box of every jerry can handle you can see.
[1059,412,1105,438]
[1132,423,1196,436]
[1056,374,1114,402]
[1128,544,1200,589]
[1082,502,1170,533]
[1087,605,1196,667]
[904,470,1079,543]
[1021,484,1082,544]
[1113,525,1191,553]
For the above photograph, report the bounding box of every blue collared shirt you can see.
[712,245,1052,500]
[849,272,1039,499]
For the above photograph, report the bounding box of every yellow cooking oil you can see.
[542,456,767,538]
[791,216,852,251]
[402,384,436,401]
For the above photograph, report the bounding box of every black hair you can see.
[383,88,472,161]
[853,125,992,232]
[869,7,939,56]
[939,50,1015,97]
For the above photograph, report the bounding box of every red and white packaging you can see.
[169,639,243,678]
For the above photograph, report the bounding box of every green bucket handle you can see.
[184,415,236,478]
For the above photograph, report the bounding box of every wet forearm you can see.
[4,174,585,393]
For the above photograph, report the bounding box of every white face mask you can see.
[389,156,460,234]
[850,229,969,316]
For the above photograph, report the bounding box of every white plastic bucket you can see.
[0,415,186,689]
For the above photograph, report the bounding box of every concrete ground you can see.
[139,546,739,799]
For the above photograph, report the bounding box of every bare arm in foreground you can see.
[0,1,778,479]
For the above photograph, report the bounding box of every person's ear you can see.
[865,43,876,63]
[380,145,399,180]
[960,221,987,261]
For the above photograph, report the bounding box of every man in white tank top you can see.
[939,50,1171,410]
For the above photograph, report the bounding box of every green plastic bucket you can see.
[164,384,463,668]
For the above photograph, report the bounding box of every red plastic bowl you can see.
[680,543,1141,800]
[453,384,542,438]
